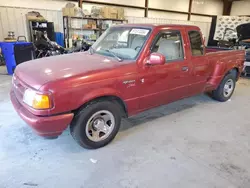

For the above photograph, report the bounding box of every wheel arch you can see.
[73,94,128,118]
[228,67,239,80]
[207,66,239,91]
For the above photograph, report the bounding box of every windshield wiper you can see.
[104,49,123,62]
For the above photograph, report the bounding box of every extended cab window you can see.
[151,30,184,61]
[188,31,204,56]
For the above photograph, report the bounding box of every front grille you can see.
[13,74,27,104]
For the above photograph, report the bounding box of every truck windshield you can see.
[91,27,150,60]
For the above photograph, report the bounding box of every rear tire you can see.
[211,72,236,102]
[70,100,121,149]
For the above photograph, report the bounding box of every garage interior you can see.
[1,0,250,187]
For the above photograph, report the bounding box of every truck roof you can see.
[114,23,200,30]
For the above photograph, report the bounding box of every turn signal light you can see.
[23,89,52,110]
[32,94,50,109]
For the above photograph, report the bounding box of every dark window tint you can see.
[151,30,184,61]
[188,31,203,56]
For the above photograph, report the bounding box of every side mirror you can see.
[146,53,165,66]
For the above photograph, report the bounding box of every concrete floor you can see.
[1,65,250,188]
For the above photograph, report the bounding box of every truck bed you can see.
[206,46,232,53]
[204,48,245,91]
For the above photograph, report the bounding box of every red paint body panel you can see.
[10,24,245,137]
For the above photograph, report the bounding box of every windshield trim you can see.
[91,26,152,62]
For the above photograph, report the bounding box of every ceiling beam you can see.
[144,0,149,17]
[223,0,232,15]
[187,0,193,21]
[78,0,83,8]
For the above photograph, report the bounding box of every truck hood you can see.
[15,52,119,90]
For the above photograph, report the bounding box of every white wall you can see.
[148,0,223,16]
[190,15,212,22]
[149,0,189,12]
[0,0,145,17]
[147,0,222,20]
[0,6,63,40]
[0,0,223,17]
[148,11,188,21]
[231,1,250,16]
[0,0,216,41]
[192,0,223,15]
[0,0,76,10]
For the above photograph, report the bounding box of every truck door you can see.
[186,30,210,95]
[138,29,193,110]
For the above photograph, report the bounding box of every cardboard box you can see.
[26,11,47,21]
[100,7,109,18]
[62,7,75,17]
[83,24,92,29]
[101,7,119,19]
[26,15,46,21]
[91,23,97,29]
[88,20,96,25]
[109,7,118,19]
[88,20,97,29]
[117,7,124,20]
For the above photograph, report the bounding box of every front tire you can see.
[70,101,121,149]
[211,72,236,102]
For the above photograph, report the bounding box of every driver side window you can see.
[151,30,184,61]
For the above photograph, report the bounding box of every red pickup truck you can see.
[10,24,245,149]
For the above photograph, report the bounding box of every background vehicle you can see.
[34,31,92,58]
[216,28,238,48]
[10,24,245,149]
[34,31,64,58]
[236,23,250,75]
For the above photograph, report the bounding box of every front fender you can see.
[77,87,124,109]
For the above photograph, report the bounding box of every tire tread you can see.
[70,100,121,149]
[211,72,236,102]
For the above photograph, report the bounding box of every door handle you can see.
[182,66,189,72]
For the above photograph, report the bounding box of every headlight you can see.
[23,88,51,109]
